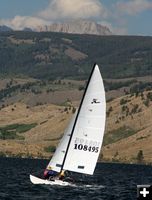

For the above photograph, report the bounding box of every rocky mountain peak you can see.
[35,19,112,35]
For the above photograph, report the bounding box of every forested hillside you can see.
[0,31,152,79]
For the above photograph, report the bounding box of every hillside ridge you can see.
[0,90,152,164]
[0,32,152,79]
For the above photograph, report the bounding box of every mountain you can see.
[0,25,12,32]
[35,20,112,35]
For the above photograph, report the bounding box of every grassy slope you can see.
[0,103,73,158]
[0,90,152,164]
[102,91,152,164]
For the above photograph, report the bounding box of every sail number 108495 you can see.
[74,144,99,153]
[74,137,100,153]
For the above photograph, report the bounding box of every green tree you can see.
[136,150,144,163]
[143,99,150,107]
[120,98,127,105]
[72,107,76,113]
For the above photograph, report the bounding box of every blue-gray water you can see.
[0,157,152,200]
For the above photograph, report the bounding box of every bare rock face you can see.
[35,20,112,35]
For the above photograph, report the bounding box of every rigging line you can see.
[60,63,98,172]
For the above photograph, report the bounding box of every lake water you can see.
[0,157,151,200]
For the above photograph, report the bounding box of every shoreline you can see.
[0,155,151,166]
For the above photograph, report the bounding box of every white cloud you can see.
[0,15,49,30]
[0,0,110,30]
[116,0,152,15]
[38,0,108,21]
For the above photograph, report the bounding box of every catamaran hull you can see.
[30,175,72,186]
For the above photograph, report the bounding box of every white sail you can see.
[47,111,77,172]
[63,65,106,175]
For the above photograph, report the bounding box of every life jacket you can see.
[48,170,58,176]
[44,169,58,178]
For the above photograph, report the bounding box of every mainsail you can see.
[47,111,77,172]
[46,64,106,175]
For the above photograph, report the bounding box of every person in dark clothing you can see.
[43,168,58,180]
[44,168,73,183]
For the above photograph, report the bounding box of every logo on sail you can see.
[91,98,100,104]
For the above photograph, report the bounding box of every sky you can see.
[0,0,151,35]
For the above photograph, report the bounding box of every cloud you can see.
[0,0,110,30]
[0,16,49,30]
[116,0,152,15]
[38,0,108,21]
[0,16,45,30]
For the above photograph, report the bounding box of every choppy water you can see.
[0,157,152,200]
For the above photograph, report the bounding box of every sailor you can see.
[58,170,74,183]
[58,170,65,180]
[43,166,58,180]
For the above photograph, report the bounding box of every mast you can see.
[60,63,98,172]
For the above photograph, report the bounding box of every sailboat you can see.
[30,64,106,186]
